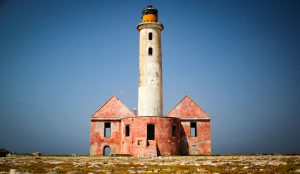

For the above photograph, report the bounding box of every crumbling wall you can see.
[122,116,181,157]
[90,120,122,156]
[180,120,211,155]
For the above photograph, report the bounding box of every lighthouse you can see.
[137,5,164,116]
[90,5,211,157]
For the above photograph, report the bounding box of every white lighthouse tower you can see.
[137,5,164,116]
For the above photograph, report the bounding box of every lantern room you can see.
[142,5,158,22]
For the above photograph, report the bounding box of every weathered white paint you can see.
[137,22,164,116]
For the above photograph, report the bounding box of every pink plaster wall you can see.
[180,121,211,155]
[167,96,209,118]
[90,95,211,156]
[90,120,122,156]
[168,95,211,155]
[122,116,181,157]
[91,96,135,118]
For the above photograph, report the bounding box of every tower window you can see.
[149,32,152,40]
[190,122,197,137]
[125,124,130,137]
[148,47,153,56]
[104,122,111,137]
[172,125,177,137]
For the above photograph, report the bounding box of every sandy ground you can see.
[0,155,299,173]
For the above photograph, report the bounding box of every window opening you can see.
[147,124,155,140]
[172,125,177,137]
[125,125,130,137]
[149,32,152,40]
[190,122,197,137]
[104,122,111,137]
[148,47,153,56]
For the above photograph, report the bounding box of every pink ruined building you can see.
[90,5,211,157]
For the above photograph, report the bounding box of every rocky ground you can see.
[0,155,299,173]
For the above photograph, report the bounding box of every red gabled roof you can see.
[167,95,210,118]
[91,96,135,118]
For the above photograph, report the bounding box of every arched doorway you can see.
[103,146,111,156]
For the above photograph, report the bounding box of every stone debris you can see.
[9,169,16,174]
[31,152,41,156]
[88,163,99,168]
[6,153,16,157]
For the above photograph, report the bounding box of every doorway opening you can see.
[103,146,111,156]
[147,124,155,140]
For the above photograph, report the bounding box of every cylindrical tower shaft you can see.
[137,5,164,116]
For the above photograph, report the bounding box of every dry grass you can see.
[0,155,299,173]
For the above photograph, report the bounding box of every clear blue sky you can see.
[1,0,299,154]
